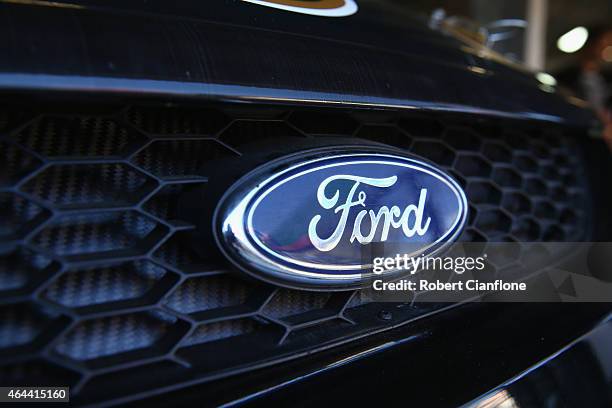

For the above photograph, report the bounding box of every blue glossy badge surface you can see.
[214,149,467,290]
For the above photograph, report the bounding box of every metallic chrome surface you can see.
[214,150,467,290]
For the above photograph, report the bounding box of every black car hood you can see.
[0,0,593,125]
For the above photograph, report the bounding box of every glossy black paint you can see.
[138,303,611,407]
[0,1,610,406]
[468,320,612,408]
[0,0,593,125]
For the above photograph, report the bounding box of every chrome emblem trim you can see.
[214,147,468,290]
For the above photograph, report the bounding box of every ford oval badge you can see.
[214,147,467,290]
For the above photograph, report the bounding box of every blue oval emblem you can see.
[214,147,467,290]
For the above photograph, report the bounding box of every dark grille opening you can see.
[54,312,173,362]
[1,192,50,242]
[132,139,235,180]
[22,163,156,209]
[0,303,51,349]
[164,274,252,317]
[1,141,43,187]
[0,102,590,404]
[43,260,168,310]
[31,211,162,258]
[182,318,265,347]
[126,106,229,136]
[16,115,143,159]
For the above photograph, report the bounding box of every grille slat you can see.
[0,102,589,404]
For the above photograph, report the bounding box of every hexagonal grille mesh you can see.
[0,102,589,405]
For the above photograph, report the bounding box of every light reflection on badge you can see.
[214,148,468,290]
[240,0,358,17]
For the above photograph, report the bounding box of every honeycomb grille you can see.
[0,103,589,404]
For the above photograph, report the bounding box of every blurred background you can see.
[399,0,612,126]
